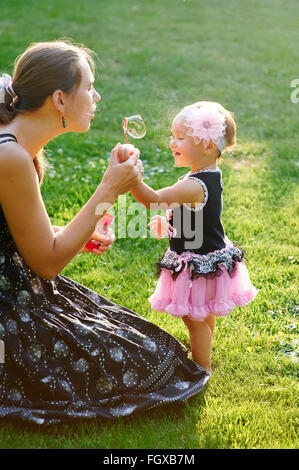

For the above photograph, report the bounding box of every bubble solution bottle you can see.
[85,213,114,251]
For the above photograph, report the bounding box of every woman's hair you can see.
[0,39,96,184]
[181,101,236,160]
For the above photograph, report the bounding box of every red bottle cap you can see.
[85,240,99,251]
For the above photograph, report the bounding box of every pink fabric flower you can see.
[182,106,226,146]
[0,73,13,103]
[0,73,12,88]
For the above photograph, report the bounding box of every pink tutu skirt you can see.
[149,260,259,321]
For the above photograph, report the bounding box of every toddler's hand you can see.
[148,215,168,239]
[117,144,136,163]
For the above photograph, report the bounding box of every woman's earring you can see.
[62,116,67,128]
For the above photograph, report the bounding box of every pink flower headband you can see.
[0,73,17,104]
[181,105,227,153]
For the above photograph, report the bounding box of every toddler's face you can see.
[169,115,202,168]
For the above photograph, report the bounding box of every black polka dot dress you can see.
[0,133,209,425]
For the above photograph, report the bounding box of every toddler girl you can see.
[122,101,259,373]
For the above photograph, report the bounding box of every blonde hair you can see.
[181,100,236,159]
[0,39,96,184]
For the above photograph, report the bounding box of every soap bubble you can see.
[123,115,146,140]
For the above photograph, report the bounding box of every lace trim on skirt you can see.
[156,242,245,280]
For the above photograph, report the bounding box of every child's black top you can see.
[168,168,226,255]
[158,168,245,280]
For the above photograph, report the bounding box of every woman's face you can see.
[65,59,101,132]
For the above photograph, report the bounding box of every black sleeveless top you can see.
[158,168,245,280]
[0,133,17,144]
[168,169,226,255]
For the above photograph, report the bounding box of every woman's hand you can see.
[147,215,168,239]
[79,227,116,255]
[53,225,115,256]
[101,143,144,195]
[117,144,135,163]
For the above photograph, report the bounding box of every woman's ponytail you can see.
[0,87,18,124]
[0,39,96,185]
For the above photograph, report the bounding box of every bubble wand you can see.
[122,118,128,144]
[121,114,146,157]
[85,213,114,251]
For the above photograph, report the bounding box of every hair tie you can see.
[0,73,17,103]
[181,105,227,154]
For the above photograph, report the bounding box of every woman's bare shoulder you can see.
[0,141,32,169]
[0,142,37,190]
[0,142,38,205]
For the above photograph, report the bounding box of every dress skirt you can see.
[149,244,259,320]
[0,267,210,425]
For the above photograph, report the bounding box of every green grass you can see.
[0,0,298,449]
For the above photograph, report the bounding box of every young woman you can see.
[0,40,209,425]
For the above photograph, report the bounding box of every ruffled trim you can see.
[149,286,259,321]
[157,242,245,280]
